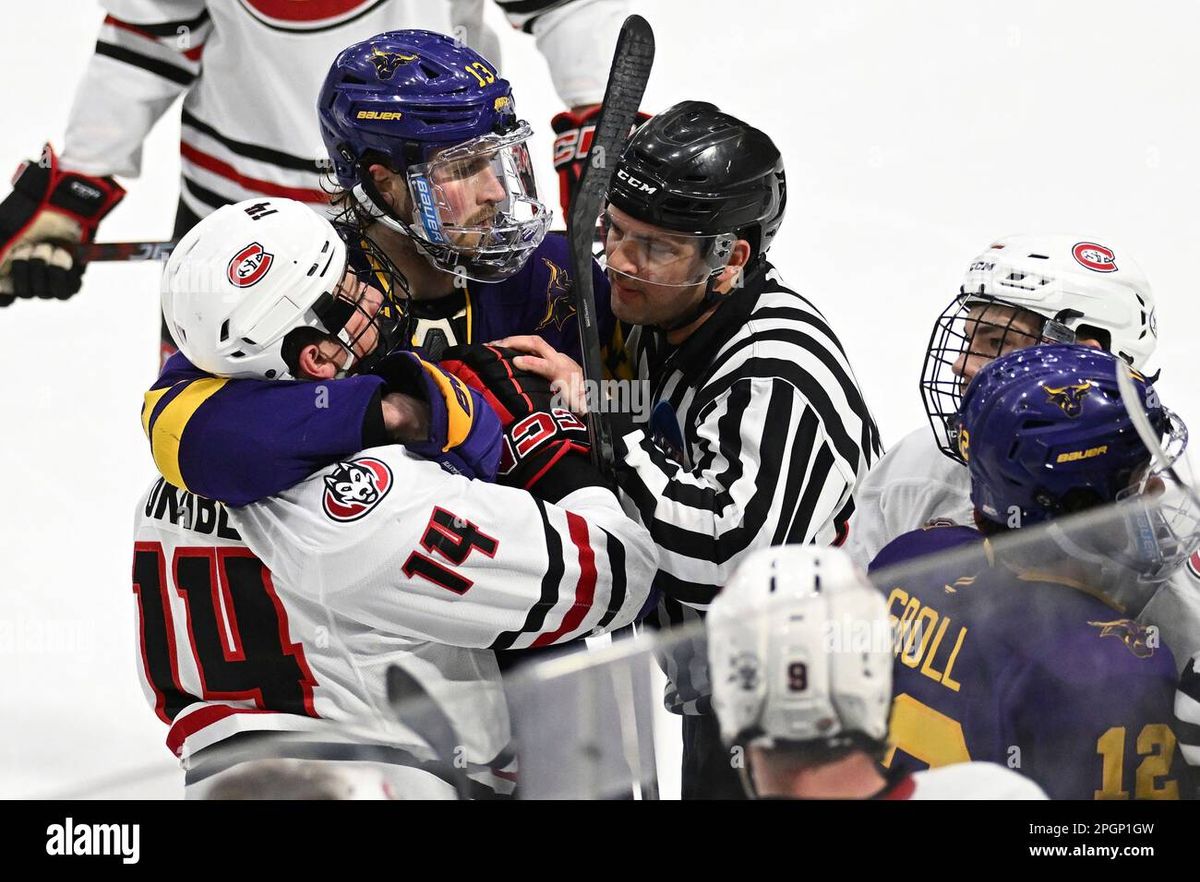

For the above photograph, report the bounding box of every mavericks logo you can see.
[1043,380,1093,417]
[227,242,273,288]
[322,458,392,521]
[368,47,418,80]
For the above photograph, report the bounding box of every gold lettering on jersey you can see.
[885,587,966,692]
[356,111,404,121]
[919,616,952,681]
[941,623,966,691]
[1056,444,1108,463]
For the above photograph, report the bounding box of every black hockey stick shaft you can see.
[568,14,655,478]
[75,240,177,262]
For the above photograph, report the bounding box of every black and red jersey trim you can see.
[490,499,564,650]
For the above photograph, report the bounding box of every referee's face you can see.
[604,206,709,328]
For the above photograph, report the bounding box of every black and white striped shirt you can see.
[615,260,882,713]
[1179,652,1200,798]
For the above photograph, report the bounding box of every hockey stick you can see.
[568,14,655,477]
[1116,363,1200,508]
[385,665,475,798]
[75,240,176,262]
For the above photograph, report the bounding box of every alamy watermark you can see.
[550,378,653,421]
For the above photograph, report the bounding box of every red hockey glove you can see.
[0,143,125,306]
[440,344,603,502]
[551,105,651,222]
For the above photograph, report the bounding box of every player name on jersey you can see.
[143,477,241,541]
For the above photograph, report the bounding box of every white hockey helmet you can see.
[922,233,1158,463]
[958,234,1157,369]
[707,545,892,751]
[162,198,406,380]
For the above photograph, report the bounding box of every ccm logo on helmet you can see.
[227,242,274,288]
[1072,242,1118,273]
[616,168,658,195]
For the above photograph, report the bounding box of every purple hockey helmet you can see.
[318,30,549,282]
[958,344,1178,528]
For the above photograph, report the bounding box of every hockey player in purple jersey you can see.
[318,30,623,365]
[145,30,624,506]
[871,344,1197,799]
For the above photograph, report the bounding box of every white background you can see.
[1,0,1197,798]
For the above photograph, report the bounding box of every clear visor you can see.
[1104,376,1200,583]
[601,207,736,288]
[406,122,549,265]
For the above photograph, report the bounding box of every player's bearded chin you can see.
[449,209,497,248]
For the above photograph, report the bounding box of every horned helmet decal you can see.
[369,47,418,80]
[1043,380,1094,418]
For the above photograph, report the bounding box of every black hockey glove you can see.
[440,344,603,502]
[0,143,125,306]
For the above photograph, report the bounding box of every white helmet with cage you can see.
[958,234,1157,369]
[161,198,402,380]
[922,234,1159,463]
[707,545,892,751]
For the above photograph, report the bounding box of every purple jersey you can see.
[874,525,1184,800]
[143,234,620,505]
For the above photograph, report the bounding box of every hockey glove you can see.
[440,344,603,502]
[0,144,125,306]
[368,351,502,481]
[551,105,651,222]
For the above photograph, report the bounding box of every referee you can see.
[499,100,881,798]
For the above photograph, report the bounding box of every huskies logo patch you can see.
[1043,380,1093,417]
[227,242,273,288]
[322,458,392,521]
[1072,242,1118,273]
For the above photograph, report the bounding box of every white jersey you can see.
[843,426,972,570]
[131,445,656,796]
[847,425,1200,674]
[63,0,628,216]
[901,763,1048,800]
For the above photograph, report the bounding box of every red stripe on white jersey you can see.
[180,141,330,204]
[532,511,598,647]
[166,704,280,757]
[103,15,206,61]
